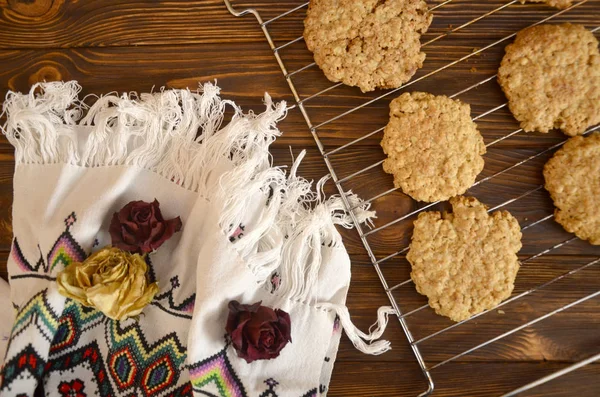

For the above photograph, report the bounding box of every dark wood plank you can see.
[328,361,600,397]
[0,0,597,48]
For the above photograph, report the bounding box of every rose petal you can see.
[275,309,292,342]
[148,222,166,251]
[244,320,270,346]
[259,330,276,348]
[242,343,265,363]
[151,199,164,222]
[255,306,278,324]
[230,326,247,352]
[228,300,242,314]
[133,206,152,223]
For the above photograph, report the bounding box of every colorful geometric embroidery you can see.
[11,212,86,275]
[106,320,187,365]
[44,342,114,397]
[50,313,78,353]
[189,344,246,397]
[58,379,87,397]
[47,212,87,271]
[141,354,177,396]
[109,347,138,390]
[50,300,104,356]
[11,239,46,272]
[1,345,46,390]
[162,382,193,397]
[7,211,195,397]
[10,289,60,343]
[154,276,195,317]
[105,319,187,394]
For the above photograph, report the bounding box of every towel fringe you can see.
[318,303,395,355]
[1,81,286,194]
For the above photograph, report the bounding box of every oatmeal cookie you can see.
[543,133,600,245]
[380,92,486,202]
[519,0,572,9]
[498,23,600,136]
[407,196,523,322]
[303,0,432,92]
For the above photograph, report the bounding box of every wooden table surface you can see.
[1,0,599,396]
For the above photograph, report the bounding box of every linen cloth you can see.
[0,81,393,397]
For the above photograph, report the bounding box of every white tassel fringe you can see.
[318,304,396,355]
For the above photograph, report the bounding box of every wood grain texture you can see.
[329,361,600,397]
[0,0,599,395]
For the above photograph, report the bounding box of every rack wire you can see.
[223,1,600,395]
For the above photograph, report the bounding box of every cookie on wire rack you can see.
[380,92,486,202]
[407,196,523,322]
[498,23,600,136]
[544,133,600,245]
[303,0,432,93]
[519,0,572,9]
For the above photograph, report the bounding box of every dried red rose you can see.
[225,300,292,363]
[109,199,182,254]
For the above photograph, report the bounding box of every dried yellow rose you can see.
[57,247,159,321]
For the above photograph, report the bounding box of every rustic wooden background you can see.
[1,0,599,396]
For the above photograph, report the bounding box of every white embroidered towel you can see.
[0,81,393,397]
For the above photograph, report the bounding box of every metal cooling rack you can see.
[223,0,600,395]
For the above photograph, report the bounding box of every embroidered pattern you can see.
[300,388,318,397]
[47,213,87,271]
[11,212,86,275]
[10,289,60,343]
[45,299,190,397]
[154,276,196,316]
[189,344,247,397]
[258,378,279,397]
[1,345,46,390]
[269,272,281,294]
[11,239,46,273]
[228,224,245,242]
[45,342,114,397]
[58,379,87,397]
[50,300,104,355]
[106,320,187,367]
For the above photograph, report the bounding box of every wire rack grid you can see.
[223,0,600,395]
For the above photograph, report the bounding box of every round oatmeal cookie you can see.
[380,92,486,202]
[303,0,432,93]
[407,196,523,322]
[519,0,572,9]
[543,133,600,245]
[498,23,600,136]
